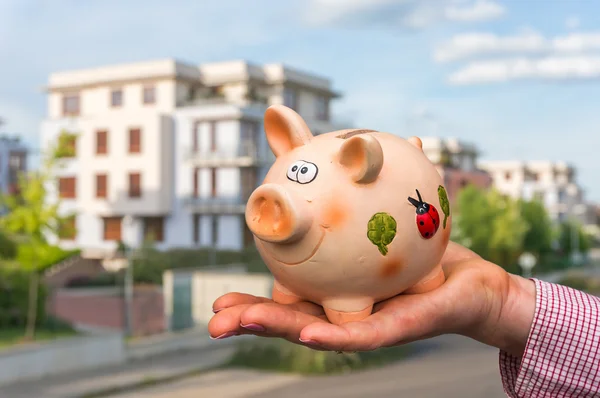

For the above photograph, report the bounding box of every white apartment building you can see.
[420,137,492,203]
[478,160,594,225]
[41,59,342,258]
[0,135,27,197]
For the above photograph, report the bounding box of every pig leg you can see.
[271,280,303,305]
[403,265,445,294]
[322,298,374,325]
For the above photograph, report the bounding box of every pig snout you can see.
[245,184,313,244]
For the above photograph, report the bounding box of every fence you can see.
[163,265,273,330]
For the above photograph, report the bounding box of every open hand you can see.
[208,242,535,357]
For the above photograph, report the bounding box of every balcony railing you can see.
[184,195,248,214]
[186,141,272,166]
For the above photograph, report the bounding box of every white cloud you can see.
[448,56,600,85]
[303,0,505,28]
[445,0,506,22]
[566,16,580,30]
[303,0,396,25]
[435,31,600,62]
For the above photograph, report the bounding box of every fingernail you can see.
[299,338,321,347]
[241,323,266,332]
[210,331,238,340]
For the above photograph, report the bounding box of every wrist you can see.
[488,274,537,357]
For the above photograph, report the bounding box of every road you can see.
[108,334,506,398]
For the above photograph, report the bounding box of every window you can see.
[505,172,511,180]
[58,177,76,199]
[143,217,164,242]
[316,96,329,121]
[63,94,80,116]
[211,168,217,197]
[111,89,123,107]
[96,174,107,198]
[56,132,77,158]
[129,128,141,153]
[193,168,199,197]
[103,217,122,241]
[58,215,77,240]
[143,86,155,104]
[211,215,219,246]
[209,121,217,152]
[96,130,108,155]
[283,87,297,110]
[193,214,201,244]
[128,172,141,198]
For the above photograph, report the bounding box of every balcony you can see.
[184,195,247,214]
[186,141,272,167]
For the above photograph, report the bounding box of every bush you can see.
[130,244,269,285]
[226,338,410,375]
[64,272,119,288]
[0,266,47,328]
[556,274,600,293]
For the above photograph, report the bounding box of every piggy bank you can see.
[245,105,452,325]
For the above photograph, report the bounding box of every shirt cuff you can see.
[499,278,600,397]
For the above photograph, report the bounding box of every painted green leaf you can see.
[367,212,397,256]
[438,185,450,229]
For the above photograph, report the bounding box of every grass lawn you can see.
[225,338,411,375]
[0,328,79,350]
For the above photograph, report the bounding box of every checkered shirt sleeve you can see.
[499,278,600,397]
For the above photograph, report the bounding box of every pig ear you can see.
[407,136,423,151]
[264,105,313,157]
[337,135,384,184]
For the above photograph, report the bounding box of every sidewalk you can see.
[0,336,248,398]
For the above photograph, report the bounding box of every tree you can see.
[452,186,528,270]
[519,199,554,257]
[557,220,592,256]
[0,229,17,259]
[0,146,69,340]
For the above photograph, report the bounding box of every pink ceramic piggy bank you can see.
[245,105,452,325]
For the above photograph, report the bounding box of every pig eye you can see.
[297,162,318,184]
[286,161,304,182]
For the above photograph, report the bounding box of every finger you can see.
[300,293,451,351]
[209,300,325,339]
[208,304,256,338]
[240,302,329,342]
[212,293,272,313]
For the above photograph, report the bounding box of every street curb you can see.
[77,342,235,398]
[78,363,221,398]
[77,337,252,398]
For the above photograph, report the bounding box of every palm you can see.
[209,242,506,351]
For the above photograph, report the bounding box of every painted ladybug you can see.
[408,189,440,240]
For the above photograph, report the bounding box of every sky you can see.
[1,0,600,200]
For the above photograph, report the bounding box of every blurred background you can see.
[1,0,600,397]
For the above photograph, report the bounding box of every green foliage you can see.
[53,130,77,159]
[557,220,592,255]
[226,339,410,375]
[16,244,80,272]
[0,148,68,338]
[0,266,47,328]
[519,199,554,255]
[0,229,17,259]
[452,186,528,268]
[128,244,268,285]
